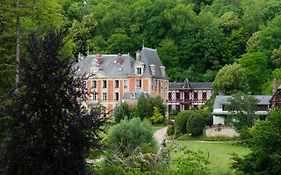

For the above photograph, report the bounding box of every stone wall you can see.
[205,126,238,137]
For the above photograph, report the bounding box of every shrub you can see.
[170,147,210,175]
[174,111,193,135]
[114,102,131,123]
[107,118,156,157]
[186,113,206,136]
[150,107,164,125]
[167,125,175,136]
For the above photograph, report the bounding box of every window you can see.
[194,92,198,100]
[136,67,142,75]
[136,79,142,88]
[115,92,119,101]
[92,80,96,88]
[103,80,107,88]
[115,80,119,88]
[168,92,172,100]
[176,92,180,100]
[102,92,107,101]
[92,92,97,101]
[124,80,128,89]
[202,92,207,100]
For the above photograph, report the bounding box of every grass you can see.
[176,134,239,142]
[171,141,250,175]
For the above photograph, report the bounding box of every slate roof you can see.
[169,78,212,90]
[213,95,272,109]
[141,47,167,79]
[122,91,148,100]
[74,47,167,79]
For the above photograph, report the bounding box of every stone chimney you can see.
[96,53,102,65]
[272,78,277,94]
[136,50,141,61]
[117,53,122,64]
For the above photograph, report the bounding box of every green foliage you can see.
[232,110,281,174]
[150,107,164,125]
[186,113,206,136]
[107,117,156,157]
[213,63,249,95]
[174,111,193,135]
[114,102,131,123]
[167,125,175,136]
[174,109,211,136]
[135,95,166,120]
[226,93,258,134]
[239,52,270,94]
[4,30,105,175]
[171,147,210,175]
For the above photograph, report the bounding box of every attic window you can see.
[137,67,142,75]
[78,68,81,72]
[118,67,123,71]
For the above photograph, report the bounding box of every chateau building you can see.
[74,47,168,115]
[168,78,212,114]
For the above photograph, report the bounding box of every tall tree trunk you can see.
[15,0,20,93]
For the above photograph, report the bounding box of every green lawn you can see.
[171,141,250,175]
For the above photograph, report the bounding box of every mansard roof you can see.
[141,47,167,79]
[213,95,272,109]
[74,47,167,79]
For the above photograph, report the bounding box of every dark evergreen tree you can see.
[5,30,105,175]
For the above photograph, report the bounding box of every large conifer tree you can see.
[6,30,104,175]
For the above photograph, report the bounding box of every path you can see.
[153,127,168,144]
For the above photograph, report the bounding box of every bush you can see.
[174,111,193,135]
[114,102,131,123]
[150,107,164,125]
[107,117,156,157]
[167,125,175,136]
[186,113,206,136]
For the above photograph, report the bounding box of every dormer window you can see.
[137,67,142,75]
[149,64,155,76]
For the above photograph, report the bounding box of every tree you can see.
[271,45,281,67]
[239,52,270,94]
[213,63,249,95]
[225,93,258,134]
[114,102,131,123]
[5,30,105,175]
[186,113,207,136]
[107,117,156,157]
[232,110,281,174]
[150,107,164,125]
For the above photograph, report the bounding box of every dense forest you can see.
[1,0,281,95]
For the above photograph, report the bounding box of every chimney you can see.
[117,53,122,64]
[149,64,155,75]
[136,50,141,61]
[272,78,277,94]
[96,53,102,65]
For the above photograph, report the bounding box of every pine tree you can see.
[5,30,104,175]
